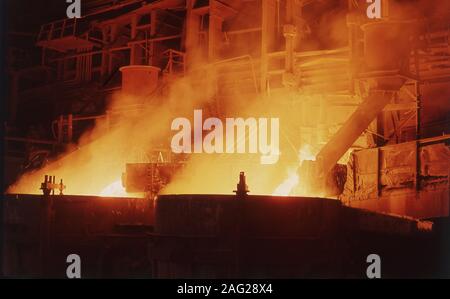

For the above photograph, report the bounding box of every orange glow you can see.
[272,145,318,196]
[5,0,360,199]
[100,180,133,198]
[6,8,351,199]
[7,94,327,197]
[272,169,299,196]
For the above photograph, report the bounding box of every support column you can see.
[67,114,73,143]
[208,2,224,62]
[9,71,19,123]
[261,0,277,92]
[108,24,117,74]
[130,15,144,65]
[110,24,118,42]
[101,27,109,78]
[282,0,297,87]
[41,47,47,66]
[57,60,63,81]
[185,0,201,68]
[150,10,158,65]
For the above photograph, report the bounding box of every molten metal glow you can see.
[299,145,316,162]
[7,0,446,201]
[99,180,129,197]
[99,179,146,198]
[8,50,327,198]
[272,145,317,196]
[272,169,299,196]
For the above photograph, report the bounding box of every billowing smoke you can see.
[8,0,447,197]
[7,73,217,196]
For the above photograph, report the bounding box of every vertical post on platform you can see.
[208,1,224,62]
[261,0,277,93]
[283,0,296,75]
[185,0,201,69]
[101,27,109,78]
[67,114,73,143]
[39,175,54,277]
[57,115,64,144]
[150,10,158,66]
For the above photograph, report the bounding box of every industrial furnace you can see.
[1,0,450,279]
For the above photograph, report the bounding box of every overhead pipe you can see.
[308,19,413,180]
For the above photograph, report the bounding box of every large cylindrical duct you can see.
[302,20,412,184]
[315,90,396,177]
[361,21,412,72]
[120,65,161,101]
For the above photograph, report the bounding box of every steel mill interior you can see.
[1,0,450,278]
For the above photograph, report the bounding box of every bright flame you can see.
[99,180,130,198]
[298,144,316,162]
[272,169,299,196]
[272,145,317,196]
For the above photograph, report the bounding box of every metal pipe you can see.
[316,90,396,177]
[67,114,73,143]
[206,55,259,94]
[5,137,59,145]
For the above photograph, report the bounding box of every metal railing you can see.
[37,18,78,42]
